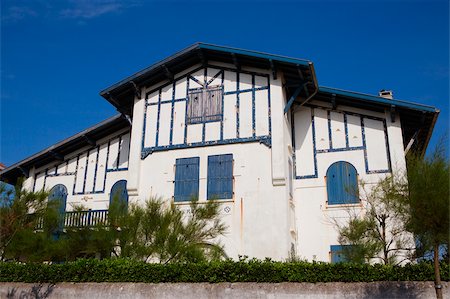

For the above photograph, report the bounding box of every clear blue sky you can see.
[1,0,448,166]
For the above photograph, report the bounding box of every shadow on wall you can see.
[7,283,55,299]
[361,281,426,299]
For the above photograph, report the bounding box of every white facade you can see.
[5,46,436,262]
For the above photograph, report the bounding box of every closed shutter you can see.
[207,154,233,200]
[48,184,67,216]
[326,161,358,205]
[174,157,200,202]
[330,245,345,263]
[110,180,128,206]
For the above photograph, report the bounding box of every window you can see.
[174,157,200,202]
[110,180,128,206]
[326,161,359,205]
[330,245,353,263]
[207,154,233,200]
[187,86,223,124]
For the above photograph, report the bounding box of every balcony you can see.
[35,209,109,230]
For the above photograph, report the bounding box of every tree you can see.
[107,197,227,263]
[336,173,413,265]
[58,196,227,263]
[403,142,449,299]
[0,179,64,262]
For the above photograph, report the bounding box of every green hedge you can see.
[0,259,448,283]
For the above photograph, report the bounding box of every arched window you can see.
[48,184,68,215]
[326,161,359,205]
[110,180,128,206]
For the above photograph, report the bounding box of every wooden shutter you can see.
[326,161,358,205]
[207,154,233,200]
[174,157,200,201]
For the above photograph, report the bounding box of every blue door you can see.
[110,180,128,206]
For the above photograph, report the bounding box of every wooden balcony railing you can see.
[35,209,109,230]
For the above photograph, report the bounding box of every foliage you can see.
[96,196,228,263]
[0,258,448,283]
[403,140,449,299]
[405,141,449,258]
[0,179,63,262]
[9,194,228,263]
[337,173,412,265]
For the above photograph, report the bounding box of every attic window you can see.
[187,86,223,124]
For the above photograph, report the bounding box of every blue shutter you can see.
[48,184,68,234]
[207,154,233,200]
[330,245,344,263]
[326,161,358,205]
[110,180,128,206]
[48,184,67,216]
[174,157,200,202]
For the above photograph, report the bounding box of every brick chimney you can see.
[378,89,393,99]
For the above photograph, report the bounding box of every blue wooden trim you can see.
[383,119,392,172]
[252,74,256,137]
[188,75,204,88]
[32,173,37,192]
[236,71,240,139]
[344,114,349,148]
[103,140,110,193]
[155,89,162,147]
[43,169,48,190]
[223,86,268,95]
[46,172,76,178]
[106,167,129,173]
[169,81,176,145]
[147,98,186,106]
[284,83,306,114]
[92,145,100,193]
[206,70,223,87]
[220,71,225,141]
[82,152,89,194]
[184,77,190,145]
[142,97,148,150]
[72,155,79,195]
[317,146,364,154]
[142,136,271,159]
[327,110,333,150]
[116,135,122,169]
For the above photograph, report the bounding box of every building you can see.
[0,43,439,262]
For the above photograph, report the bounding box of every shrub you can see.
[0,258,448,283]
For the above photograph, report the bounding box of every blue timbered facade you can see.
[1,43,439,262]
